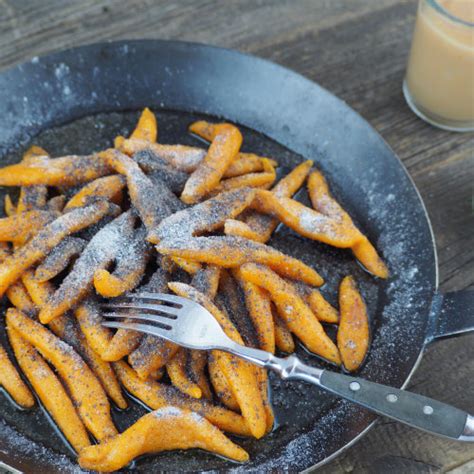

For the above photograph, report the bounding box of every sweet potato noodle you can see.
[0,108,384,471]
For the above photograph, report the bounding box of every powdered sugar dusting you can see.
[296,206,345,242]
[299,207,327,232]
[32,362,51,379]
[190,411,205,424]
[54,63,70,80]
[153,406,183,419]
[45,211,135,318]
[0,419,84,473]
[346,340,357,349]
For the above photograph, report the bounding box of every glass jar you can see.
[403,0,474,131]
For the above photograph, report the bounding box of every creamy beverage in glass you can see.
[404,0,474,131]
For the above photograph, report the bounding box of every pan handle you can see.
[425,290,474,344]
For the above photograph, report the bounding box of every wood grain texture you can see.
[0,1,472,472]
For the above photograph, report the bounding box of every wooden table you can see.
[1,1,473,472]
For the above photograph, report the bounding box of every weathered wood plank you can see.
[0,1,472,471]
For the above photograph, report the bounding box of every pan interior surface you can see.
[0,110,432,473]
[0,41,437,472]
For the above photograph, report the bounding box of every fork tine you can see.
[101,302,180,315]
[102,311,176,324]
[127,292,187,306]
[102,321,173,341]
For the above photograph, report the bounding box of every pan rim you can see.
[0,39,439,472]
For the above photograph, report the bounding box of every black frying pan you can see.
[0,40,472,473]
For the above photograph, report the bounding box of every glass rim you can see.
[427,0,474,27]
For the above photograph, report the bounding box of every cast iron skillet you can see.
[0,40,472,473]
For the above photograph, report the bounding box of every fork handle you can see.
[225,344,474,442]
[318,371,473,442]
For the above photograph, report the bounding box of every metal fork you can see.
[102,292,473,442]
